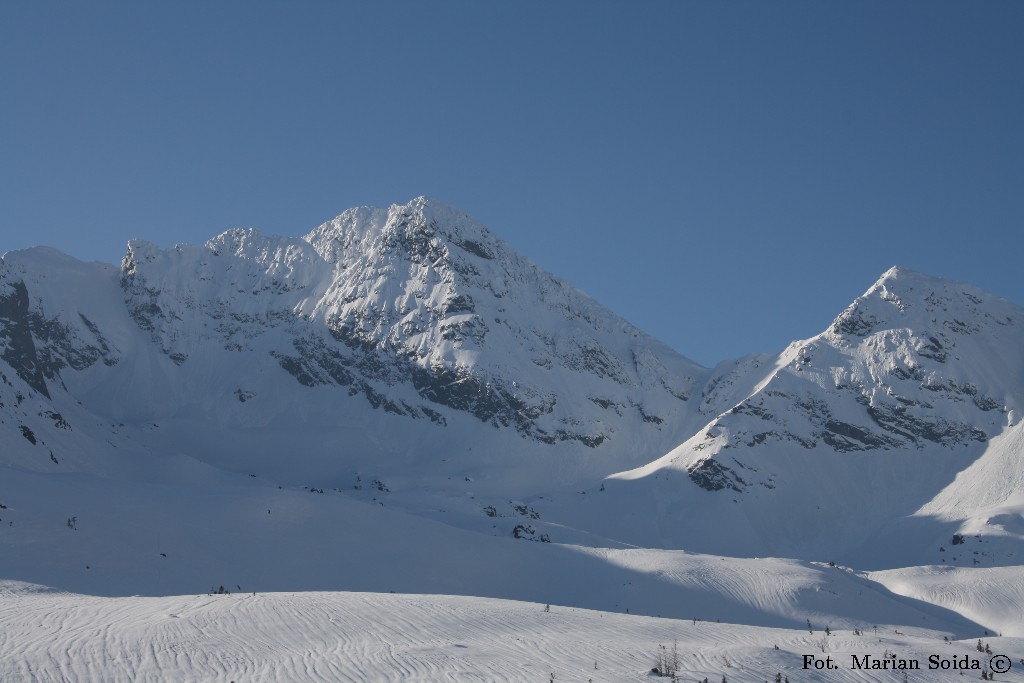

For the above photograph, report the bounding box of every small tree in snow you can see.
[651,639,680,677]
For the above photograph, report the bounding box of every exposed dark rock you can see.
[293,339,356,385]
[0,281,50,398]
[439,316,487,344]
[867,402,987,446]
[534,428,607,447]
[944,319,979,335]
[821,419,901,451]
[974,395,1002,412]
[511,503,541,519]
[270,352,323,387]
[565,345,628,384]
[442,294,475,315]
[747,431,776,446]
[42,411,71,430]
[409,363,552,434]
[730,403,774,421]
[419,406,447,426]
[127,302,162,332]
[21,311,119,383]
[452,238,494,260]
[832,308,877,336]
[890,366,924,381]
[512,523,535,539]
[589,397,619,411]
[19,424,37,445]
[918,336,948,363]
[361,382,409,416]
[687,458,746,493]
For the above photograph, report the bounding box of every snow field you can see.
[869,565,1024,637]
[2,584,1023,682]
[0,465,988,639]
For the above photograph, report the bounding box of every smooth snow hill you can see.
[3,582,1022,683]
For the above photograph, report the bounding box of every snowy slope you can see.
[0,460,984,635]
[3,583,1021,683]
[869,565,1024,637]
[592,267,1024,565]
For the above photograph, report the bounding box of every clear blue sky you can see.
[3,1,1022,366]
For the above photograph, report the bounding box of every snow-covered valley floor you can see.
[2,582,1022,682]
[4,459,1024,681]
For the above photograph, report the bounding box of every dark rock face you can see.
[30,313,119,375]
[866,402,987,446]
[19,424,37,444]
[452,238,494,260]
[0,281,50,398]
[688,457,746,492]
[822,419,900,451]
[0,264,121,403]
[410,363,549,431]
[832,306,878,336]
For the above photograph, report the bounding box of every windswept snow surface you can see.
[2,583,1023,683]
[869,565,1024,637]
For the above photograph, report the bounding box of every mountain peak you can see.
[68,197,704,462]
[871,264,916,288]
[827,266,1018,342]
[867,265,978,295]
[303,197,501,265]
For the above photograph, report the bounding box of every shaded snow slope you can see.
[0,463,982,635]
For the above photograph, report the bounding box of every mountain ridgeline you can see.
[1,197,1022,571]
[122,198,708,445]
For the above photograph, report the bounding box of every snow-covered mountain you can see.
[1,197,707,491]
[594,267,1024,566]
[2,198,1023,637]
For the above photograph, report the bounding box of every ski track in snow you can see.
[3,585,1024,682]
